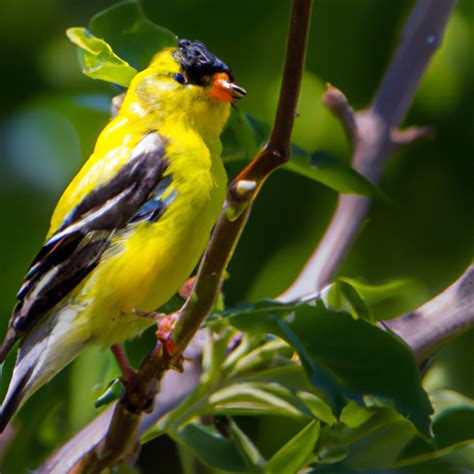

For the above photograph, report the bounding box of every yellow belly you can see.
[74,165,226,347]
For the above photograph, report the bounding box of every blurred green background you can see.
[0,0,472,472]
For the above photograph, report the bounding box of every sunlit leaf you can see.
[208,382,313,418]
[230,339,291,376]
[201,329,234,384]
[67,2,177,86]
[226,417,267,471]
[340,401,375,428]
[66,27,137,86]
[90,1,177,70]
[321,280,371,321]
[339,277,428,321]
[143,364,321,445]
[297,391,337,425]
[266,420,320,474]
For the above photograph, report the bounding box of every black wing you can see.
[5,132,169,347]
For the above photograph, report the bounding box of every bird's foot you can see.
[130,309,187,372]
[155,313,178,358]
[130,308,166,321]
[155,313,191,373]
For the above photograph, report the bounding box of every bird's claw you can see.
[155,313,191,372]
[131,309,186,371]
[130,308,166,321]
[111,344,138,384]
[156,315,177,357]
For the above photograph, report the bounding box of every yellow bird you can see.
[0,39,245,430]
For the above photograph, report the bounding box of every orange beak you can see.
[209,72,246,103]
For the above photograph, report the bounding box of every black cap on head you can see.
[174,39,232,84]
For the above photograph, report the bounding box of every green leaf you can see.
[297,391,337,425]
[284,151,379,196]
[315,407,395,466]
[230,338,292,376]
[223,300,433,438]
[176,443,198,474]
[340,401,375,428]
[321,280,372,321]
[317,405,405,464]
[401,390,474,459]
[314,408,426,471]
[170,422,248,472]
[339,277,429,321]
[226,364,336,424]
[226,417,267,472]
[208,382,313,419]
[221,333,269,375]
[348,419,417,468]
[66,27,137,86]
[266,420,320,474]
[389,440,474,473]
[89,1,177,71]
[201,329,235,384]
[143,364,322,445]
[433,405,474,450]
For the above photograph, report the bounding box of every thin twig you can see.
[322,85,358,145]
[67,0,313,471]
[280,0,457,300]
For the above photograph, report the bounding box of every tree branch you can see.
[40,355,203,473]
[385,264,474,364]
[281,0,457,300]
[65,0,313,471]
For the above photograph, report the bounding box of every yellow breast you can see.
[78,124,227,345]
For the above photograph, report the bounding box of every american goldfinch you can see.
[0,39,245,430]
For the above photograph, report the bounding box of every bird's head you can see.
[125,39,246,136]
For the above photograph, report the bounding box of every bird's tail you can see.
[0,307,90,432]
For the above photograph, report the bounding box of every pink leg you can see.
[111,344,136,381]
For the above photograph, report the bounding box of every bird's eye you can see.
[173,73,187,85]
